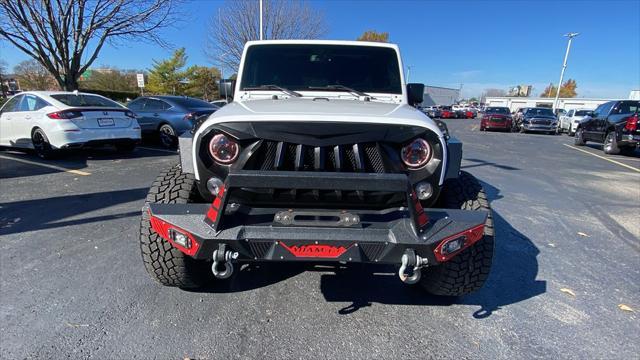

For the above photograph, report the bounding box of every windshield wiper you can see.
[243,84,302,97]
[307,85,374,99]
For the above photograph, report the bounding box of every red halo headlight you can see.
[401,138,432,168]
[209,133,239,164]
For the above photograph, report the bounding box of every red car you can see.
[480,107,513,131]
[465,110,475,119]
[440,106,454,118]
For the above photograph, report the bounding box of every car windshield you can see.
[170,97,218,109]
[51,94,122,108]
[575,110,591,116]
[526,108,554,116]
[486,107,510,114]
[240,44,402,94]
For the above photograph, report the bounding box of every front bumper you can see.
[147,171,487,265]
[522,123,555,132]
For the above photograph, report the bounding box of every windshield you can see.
[51,94,122,108]
[240,44,402,94]
[486,107,510,114]
[170,97,218,109]
[526,108,554,116]
[575,110,592,116]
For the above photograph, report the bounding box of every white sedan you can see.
[0,91,141,158]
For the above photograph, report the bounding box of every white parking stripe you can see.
[563,144,640,173]
[0,155,91,176]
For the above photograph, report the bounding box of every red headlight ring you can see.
[401,138,432,169]
[208,133,239,164]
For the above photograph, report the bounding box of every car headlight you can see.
[401,138,432,168]
[209,133,239,164]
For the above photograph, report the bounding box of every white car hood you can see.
[192,98,447,183]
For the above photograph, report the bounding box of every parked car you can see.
[421,106,441,118]
[574,100,639,155]
[127,96,219,148]
[560,109,593,136]
[480,107,512,131]
[439,106,455,119]
[518,107,558,134]
[0,91,141,158]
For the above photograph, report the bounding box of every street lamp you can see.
[553,32,579,112]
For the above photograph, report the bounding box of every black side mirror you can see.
[406,83,425,107]
[218,79,236,101]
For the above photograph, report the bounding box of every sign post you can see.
[136,73,145,96]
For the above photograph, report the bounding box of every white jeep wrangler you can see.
[139,40,494,296]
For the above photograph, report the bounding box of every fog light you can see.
[169,229,191,249]
[206,177,223,195]
[415,182,433,200]
[441,236,465,255]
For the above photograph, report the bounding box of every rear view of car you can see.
[127,96,219,148]
[0,91,141,158]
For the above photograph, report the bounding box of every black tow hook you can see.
[398,249,428,284]
[211,244,238,279]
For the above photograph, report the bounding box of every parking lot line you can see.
[0,155,91,176]
[563,144,640,173]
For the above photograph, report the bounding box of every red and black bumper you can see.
[147,171,487,265]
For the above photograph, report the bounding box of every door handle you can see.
[153,113,160,117]
[25,116,32,120]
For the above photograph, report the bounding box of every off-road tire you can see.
[419,171,494,296]
[140,164,209,288]
[574,127,586,146]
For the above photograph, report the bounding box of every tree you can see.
[13,60,59,91]
[147,48,189,95]
[0,0,179,91]
[540,79,578,98]
[207,0,327,71]
[184,66,220,101]
[357,30,389,42]
[79,68,139,92]
[0,60,7,97]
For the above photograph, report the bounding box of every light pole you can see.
[259,0,263,40]
[553,32,579,112]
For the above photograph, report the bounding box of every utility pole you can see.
[259,0,263,40]
[553,32,579,112]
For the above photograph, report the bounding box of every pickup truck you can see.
[138,40,494,296]
[574,100,639,155]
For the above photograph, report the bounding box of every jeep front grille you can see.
[244,141,390,173]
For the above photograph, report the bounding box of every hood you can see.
[485,113,510,118]
[525,114,556,119]
[200,98,442,132]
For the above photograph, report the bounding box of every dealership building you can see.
[421,85,460,106]
[484,97,613,112]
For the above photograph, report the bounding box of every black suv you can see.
[574,100,639,155]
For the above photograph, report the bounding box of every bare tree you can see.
[206,0,327,72]
[0,0,179,91]
[13,59,59,90]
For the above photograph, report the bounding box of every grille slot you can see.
[247,141,389,173]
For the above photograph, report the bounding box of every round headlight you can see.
[209,133,239,164]
[401,138,432,168]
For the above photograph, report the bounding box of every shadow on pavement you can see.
[462,158,521,171]
[0,188,148,235]
[584,143,639,158]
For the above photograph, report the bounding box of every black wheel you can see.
[418,171,494,296]
[574,127,586,146]
[603,131,620,155]
[567,128,574,137]
[519,126,525,133]
[31,128,55,159]
[140,164,210,288]
[158,124,177,149]
[115,142,136,152]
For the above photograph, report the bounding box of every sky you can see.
[1,0,639,98]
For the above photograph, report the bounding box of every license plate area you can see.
[98,118,115,127]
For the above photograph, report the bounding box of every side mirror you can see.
[218,79,236,101]
[406,83,425,107]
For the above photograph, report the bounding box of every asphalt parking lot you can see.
[1,121,638,359]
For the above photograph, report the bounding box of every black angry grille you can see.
[245,141,389,173]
